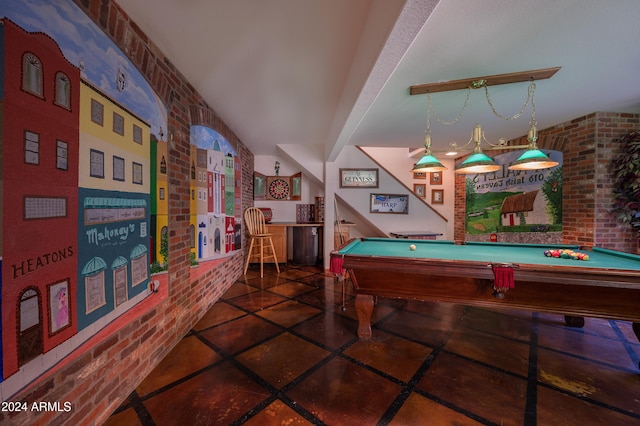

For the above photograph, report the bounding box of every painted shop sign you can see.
[11,246,74,279]
[85,223,136,246]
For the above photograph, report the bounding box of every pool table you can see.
[333,238,640,366]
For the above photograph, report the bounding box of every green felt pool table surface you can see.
[338,238,640,272]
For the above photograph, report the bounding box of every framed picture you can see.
[413,183,426,198]
[432,189,444,204]
[340,168,379,188]
[430,171,442,185]
[413,171,427,180]
[370,193,408,214]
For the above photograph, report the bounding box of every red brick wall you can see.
[455,112,640,253]
[3,1,254,425]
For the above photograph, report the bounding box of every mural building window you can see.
[132,124,142,144]
[90,99,104,126]
[54,72,71,109]
[90,149,104,178]
[24,196,67,220]
[22,52,43,97]
[56,140,68,170]
[24,130,39,164]
[112,261,128,307]
[85,270,106,314]
[113,156,125,181]
[112,112,124,136]
[48,280,70,334]
[131,247,148,286]
[160,156,167,174]
[132,162,143,185]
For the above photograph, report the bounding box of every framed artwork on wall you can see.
[413,171,427,180]
[432,189,444,204]
[370,193,409,214]
[340,168,379,188]
[430,171,442,185]
[413,183,426,198]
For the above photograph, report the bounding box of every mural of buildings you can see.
[1,18,80,379]
[150,137,168,265]
[76,79,151,330]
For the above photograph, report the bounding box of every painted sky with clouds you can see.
[1,0,167,138]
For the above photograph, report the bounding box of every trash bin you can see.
[293,226,318,265]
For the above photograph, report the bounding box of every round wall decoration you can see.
[268,178,290,200]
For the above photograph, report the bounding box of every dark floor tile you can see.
[192,300,247,331]
[276,268,316,280]
[343,330,432,382]
[294,287,346,312]
[267,281,317,298]
[444,329,530,376]
[255,300,321,328]
[537,385,640,425]
[287,356,402,425]
[136,335,221,397]
[226,291,289,312]
[142,361,269,425]
[389,392,483,426]
[458,306,534,341]
[199,314,281,355]
[417,352,527,425]
[538,323,635,369]
[221,281,260,299]
[242,400,313,425]
[292,312,357,350]
[236,332,330,389]
[243,272,291,289]
[378,309,455,347]
[537,348,640,413]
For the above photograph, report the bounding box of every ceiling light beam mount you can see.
[409,67,561,95]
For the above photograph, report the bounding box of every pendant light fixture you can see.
[412,94,447,173]
[409,67,561,174]
[455,124,501,174]
[507,88,559,170]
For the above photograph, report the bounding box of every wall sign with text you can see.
[340,168,379,188]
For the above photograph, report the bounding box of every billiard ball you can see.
[409,244,416,251]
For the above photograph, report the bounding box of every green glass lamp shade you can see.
[455,152,501,174]
[508,149,558,170]
[412,153,447,172]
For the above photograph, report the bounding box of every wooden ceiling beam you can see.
[409,66,561,95]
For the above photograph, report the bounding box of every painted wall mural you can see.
[190,125,241,262]
[0,0,242,387]
[465,150,563,235]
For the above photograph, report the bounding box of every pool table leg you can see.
[355,294,374,339]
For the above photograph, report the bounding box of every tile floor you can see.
[106,264,640,425]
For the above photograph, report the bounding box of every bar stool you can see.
[243,207,280,277]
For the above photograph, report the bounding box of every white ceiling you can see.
[117,0,640,161]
